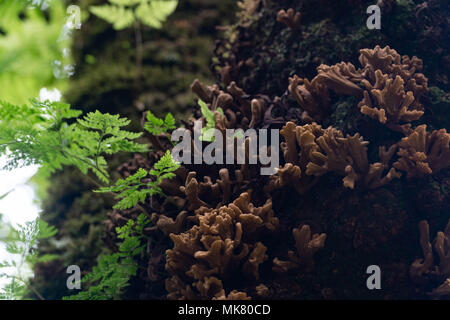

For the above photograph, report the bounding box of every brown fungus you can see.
[410,219,450,280]
[165,192,278,299]
[273,224,326,273]
[276,8,301,30]
[394,125,450,178]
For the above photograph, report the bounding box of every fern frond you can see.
[63,214,149,300]
[96,150,179,210]
[135,0,178,29]
[0,217,58,300]
[89,5,135,30]
[198,99,224,142]
[144,110,175,135]
[0,100,147,183]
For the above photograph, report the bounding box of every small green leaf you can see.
[90,5,135,30]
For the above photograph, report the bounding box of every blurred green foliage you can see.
[0,0,68,104]
[0,217,58,300]
[90,0,178,30]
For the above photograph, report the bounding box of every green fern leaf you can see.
[135,0,178,29]
[89,5,135,30]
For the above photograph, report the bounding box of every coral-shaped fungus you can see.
[103,46,450,300]
[165,192,278,299]
[410,219,450,279]
[273,224,326,273]
[269,121,401,191]
[394,125,450,178]
[277,8,301,30]
[289,45,428,134]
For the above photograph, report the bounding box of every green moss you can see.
[420,86,450,131]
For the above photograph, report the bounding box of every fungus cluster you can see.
[105,45,449,299]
